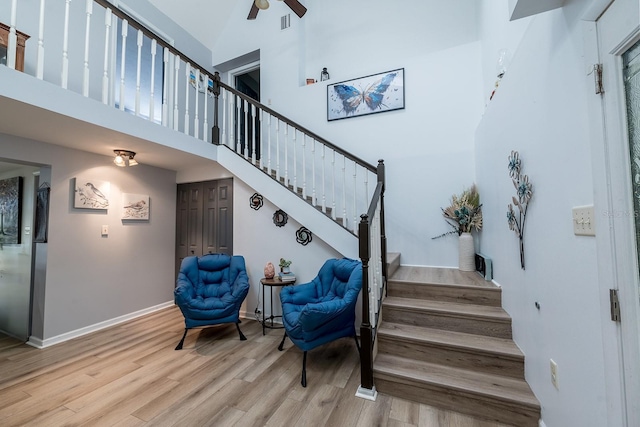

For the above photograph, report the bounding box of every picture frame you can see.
[327,68,405,121]
[0,176,23,245]
[34,184,50,243]
[74,177,110,210]
[122,193,150,220]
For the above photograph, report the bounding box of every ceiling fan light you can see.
[114,154,125,167]
[128,158,138,166]
[255,0,269,10]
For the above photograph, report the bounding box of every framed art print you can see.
[328,68,405,121]
[74,177,110,210]
[122,193,150,220]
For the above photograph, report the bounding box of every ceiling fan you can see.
[248,0,307,20]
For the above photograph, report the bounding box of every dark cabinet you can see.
[175,179,233,276]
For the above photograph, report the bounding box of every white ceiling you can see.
[148,0,239,49]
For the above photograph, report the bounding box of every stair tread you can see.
[378,322,523,359]
[391,266,495,288]
[374,353,539,409]
[383,296,511,321]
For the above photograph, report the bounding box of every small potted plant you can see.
[433,185,483,271]
[279,258,292,273]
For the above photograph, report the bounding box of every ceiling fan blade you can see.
[283,0,307,18]
[247,3,259,20]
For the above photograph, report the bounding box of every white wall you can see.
[0,134,177,342]
[212,0,486,267]
[476,1,611,426]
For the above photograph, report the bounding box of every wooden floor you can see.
[0,306,511,427]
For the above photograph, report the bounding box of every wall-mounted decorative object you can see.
[34,182,50,243]
[122,193,150,220]
[506,150,533,269]
[74,178,110,209]
[320,67,330,81]
[328,68,404,121]
[273,209,288,227]
[296,226,312,246]
[250,193,264,210]
[0,176,23,245]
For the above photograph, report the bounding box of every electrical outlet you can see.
[572,205,595,236]
[550,359,559,390]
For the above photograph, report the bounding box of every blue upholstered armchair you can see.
[278,257,362,387]
[174,254,250,350]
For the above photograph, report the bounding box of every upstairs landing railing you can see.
[1,0,386,398]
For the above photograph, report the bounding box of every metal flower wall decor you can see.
[506,151,533,269]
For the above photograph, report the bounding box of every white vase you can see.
[458,233,475,271]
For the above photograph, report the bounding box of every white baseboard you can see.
[27,301,174,349]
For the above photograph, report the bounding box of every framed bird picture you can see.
[74,177,110,210]
[121,193,150,220]
[327,68,405,121]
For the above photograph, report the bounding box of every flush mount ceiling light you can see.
[113,150,138,167]
[248,0,306,20]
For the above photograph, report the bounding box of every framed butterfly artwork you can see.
[327,68,404,121]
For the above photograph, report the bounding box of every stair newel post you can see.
[377,159,388,295]
[359,214,375,392]
[211,71,221,144]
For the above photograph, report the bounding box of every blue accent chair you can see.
[278,257,362,387]
[174,254,250,350]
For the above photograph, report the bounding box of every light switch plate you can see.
[101,225,108,236]
[572,205,595,236]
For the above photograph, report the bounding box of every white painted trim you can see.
[355,385,378,401]
[27,301,174,349]
[227,60,261,87]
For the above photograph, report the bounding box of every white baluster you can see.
[101,8,112,104]
[82,0,93,97]
[149,39,157,122]
[36,0,46,79]
[311,139,316,206]
[229,95,235,151]
[250,104,256,163]
[235,95,241,154]
[173,55,180,130]
[342,156,347,227]
[119,20,128,111]
[7,0,17,70]
[203,76,209,141]
[284,124,289,186]
[364,168,369,215]
[221,91,227,145]
[331,150,336,220]
[244,100,249,160]
[353,161,358,233]
[161,48,169,125]
[184,63,190,135]
[194,69,200,139]
[321,145,326,213]
[61,0,72,88]
[267,114,272,173]
[293,129,297,192]
[135,30,143,115]
[258,110,264,169]
[275,120,280,181]
[301,134,307,200]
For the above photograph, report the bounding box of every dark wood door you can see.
[176,179,233,278]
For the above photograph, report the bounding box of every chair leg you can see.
[236,322,247,341]
[354,334,361,354]
[175,328,189,350]
[301,351,307,388]
[278,331,287,351]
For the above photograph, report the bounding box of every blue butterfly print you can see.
[333,72,398,115]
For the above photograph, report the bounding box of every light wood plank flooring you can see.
[0,306,511,427]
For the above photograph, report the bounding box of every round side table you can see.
[260,277,295,335]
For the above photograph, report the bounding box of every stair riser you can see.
[382,307,512,339]
[387,282,501,307]
[377,336,524,379]
[373,375,539,427]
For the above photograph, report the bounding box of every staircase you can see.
[374,254,540,427]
